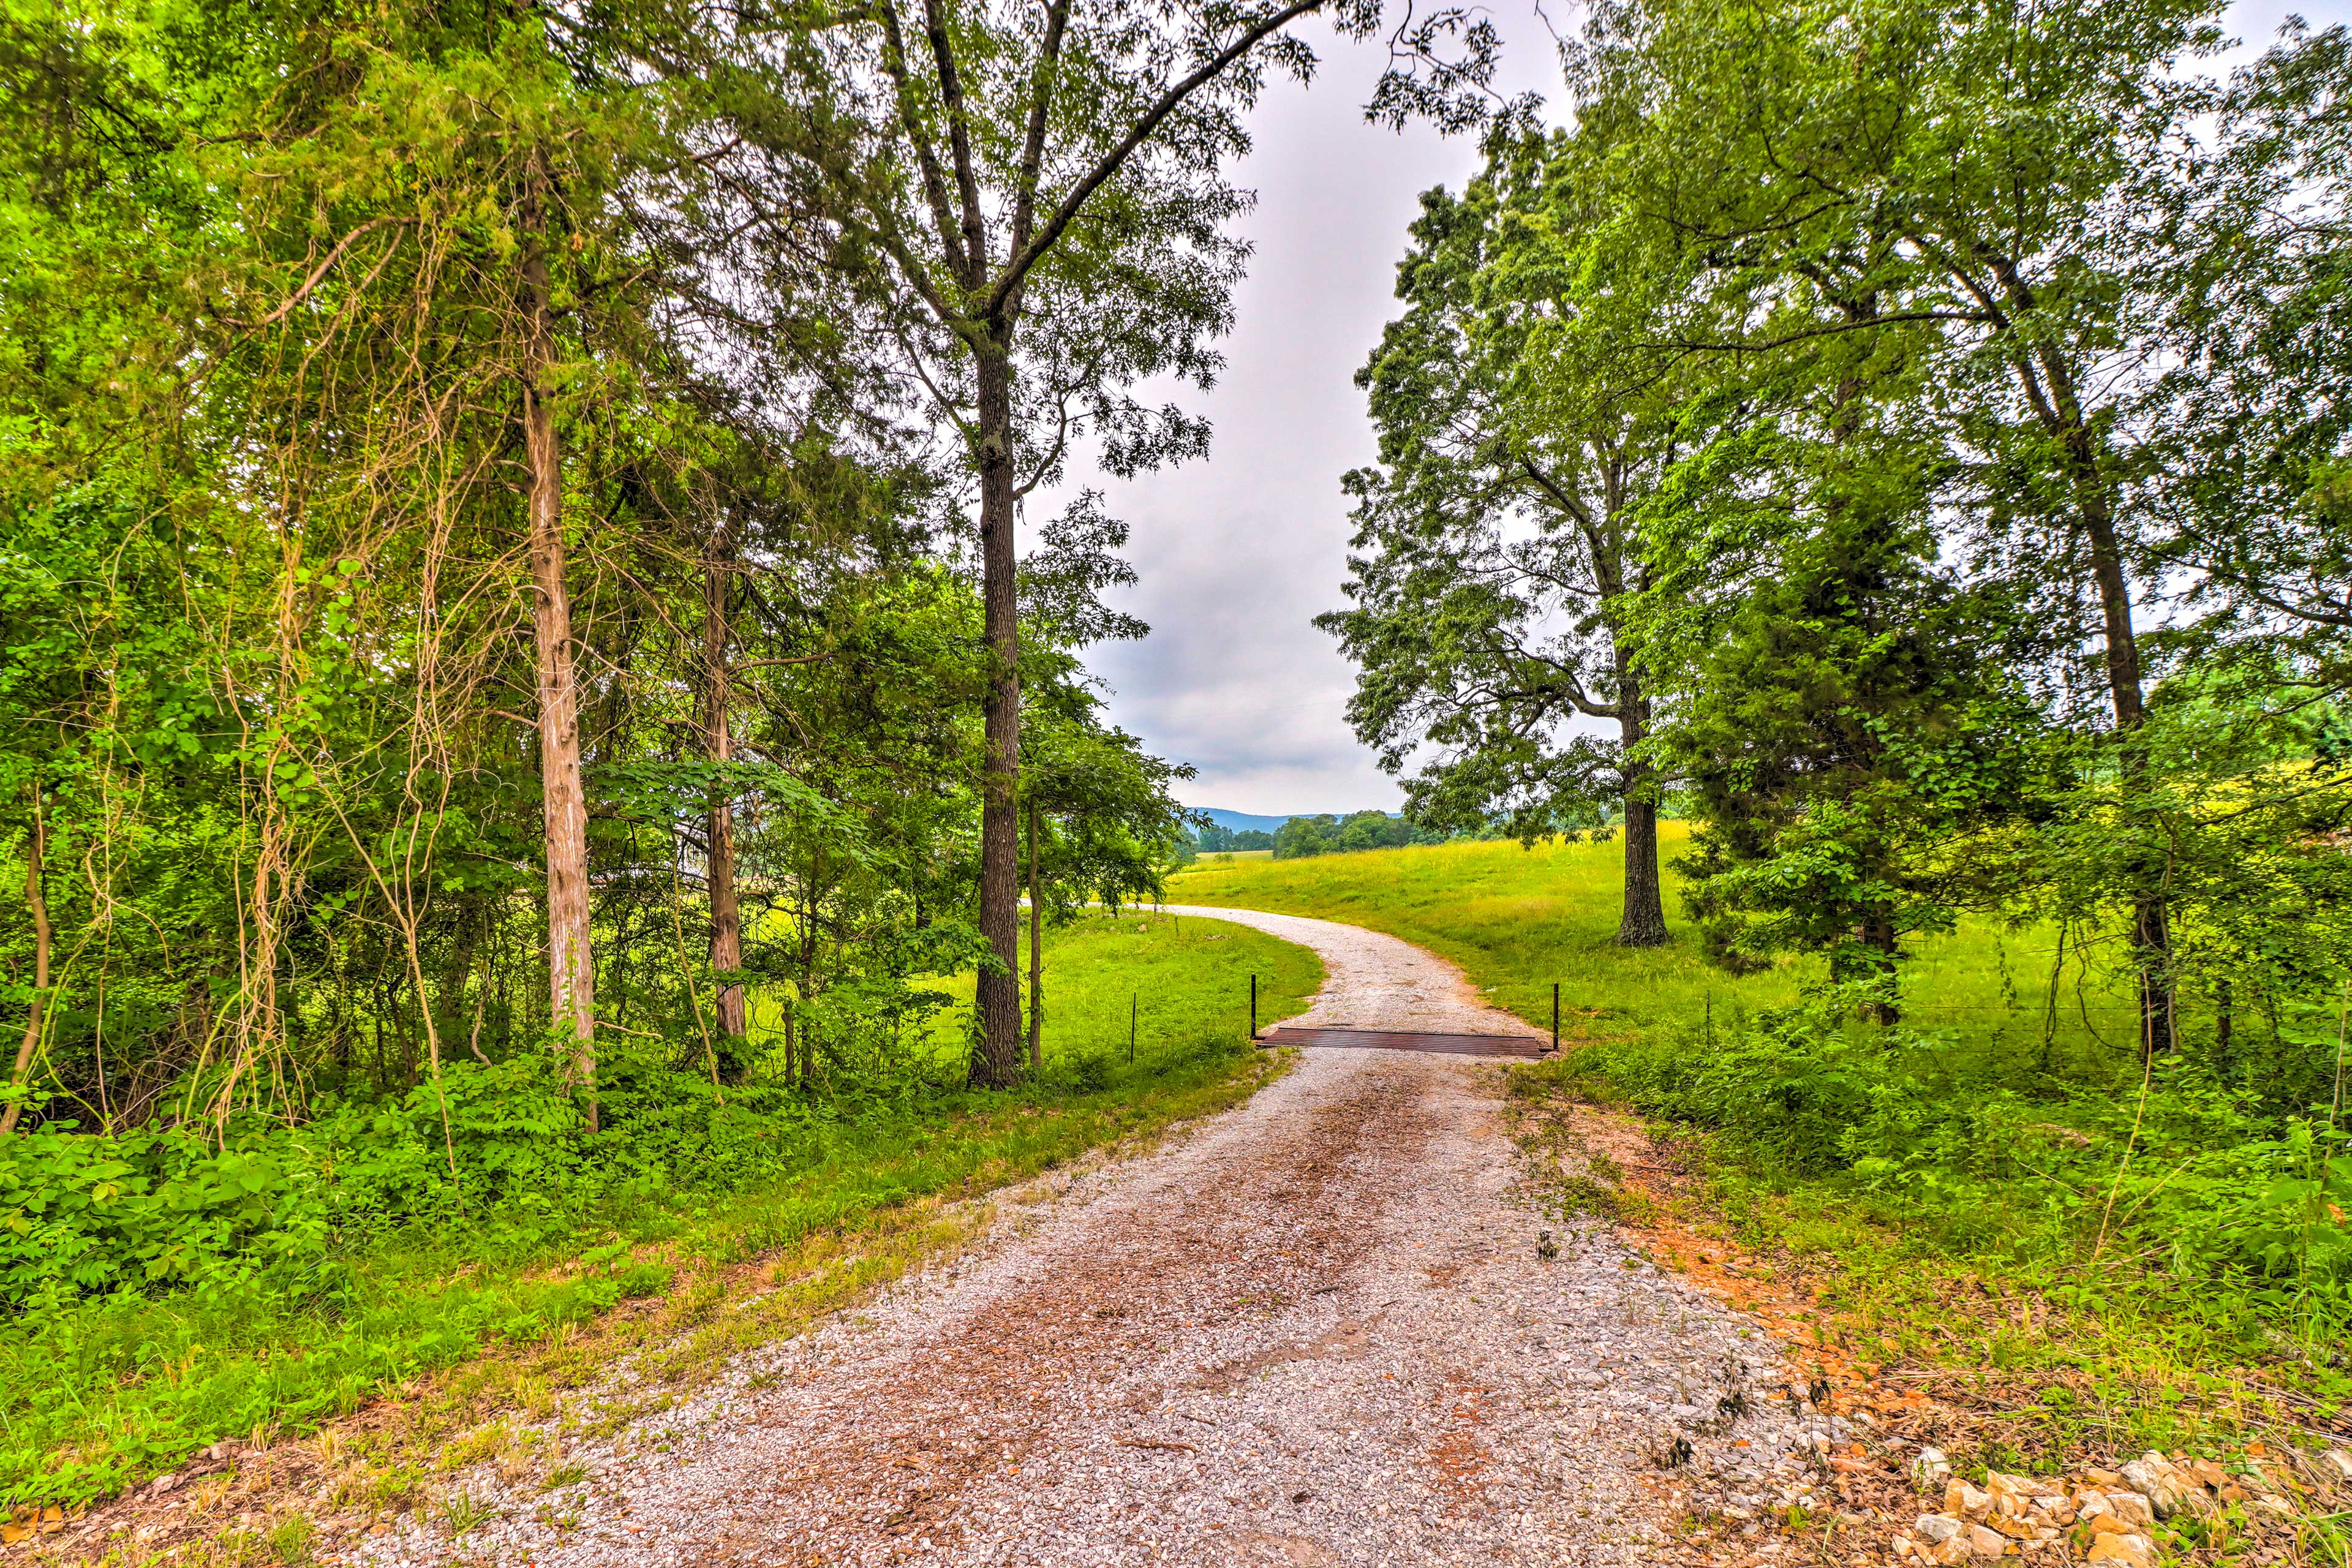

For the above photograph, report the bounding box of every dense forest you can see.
[1269,809,1447,858]
[1188,810,1456,857]
[0,0,1521,1344]
[1192,821,1277,853]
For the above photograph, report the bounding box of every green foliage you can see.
[1020,657,1197,918]
[0,912,1317,1509]
[1182,837,2352,1431]
[0,1052,806,1313]
[1324,148,1678,856]
[1332,0,2352,1077]
[1270,810,1446,859]
[0,0,1213,1158]
[1558,993,2352,1298]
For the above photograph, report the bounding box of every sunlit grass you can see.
[1167,827,2145,1084]
[1170,832,2348,1454]
[904,910,1321,1066]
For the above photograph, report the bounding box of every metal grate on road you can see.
[1257,1026,1551,1060]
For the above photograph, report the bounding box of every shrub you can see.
[0,1052,841,1312]
[1560,993,2352,1299]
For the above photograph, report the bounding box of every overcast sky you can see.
[1042,0,2342,820]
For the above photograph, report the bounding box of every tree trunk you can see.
[2078,478,2174,1059]
[1612,653,1668,947]
[970,344,1025,1086]
[704,524,747,1052]
[2017,325,2173,1058]
[1618,792,1667,946]
[1,792,50,1136]
[520,152,595,1129]
[1855,914,1901,1025]
[1027,796,1043,1073]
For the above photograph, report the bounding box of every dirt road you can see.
[361,909,1812,1568]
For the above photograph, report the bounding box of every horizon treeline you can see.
[1188,810,1455,856]
[1325,0,2352,1093]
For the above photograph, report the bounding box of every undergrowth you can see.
[1525,991,2352,1455]
[0,912,1319,1514]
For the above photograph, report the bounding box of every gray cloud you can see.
[1036,26,1559,816]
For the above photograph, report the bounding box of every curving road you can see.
[358,908,1799,1568]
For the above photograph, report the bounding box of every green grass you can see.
[1,913,1319,1515]
[1168,827,2142,1074]
[912,909,1322,1069]
[1168,833,2352,1460]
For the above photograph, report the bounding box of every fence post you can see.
[1250,973,1258,1041]
[1130,993,1137,1063]
[1552,982,1560,1055]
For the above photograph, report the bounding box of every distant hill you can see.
[1189,807,1295,836]
[1189,807,1398,837]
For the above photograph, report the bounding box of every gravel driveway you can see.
[361,908,1819,1568]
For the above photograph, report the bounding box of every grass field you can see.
[1186,848,1274,866]
[1,914,1319,1515]
[1168,827,2146,1082]
[1168,832,2352,1461]
[913,909,1322,1069]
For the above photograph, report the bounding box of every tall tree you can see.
[693,0,1501,1082]
[1638,311,2050,1014]
[517,144,598,1117]
[1566,0,2223,1050]
[1326,137,1689,944]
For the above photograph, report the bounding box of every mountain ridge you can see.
[1187,806,1398,836]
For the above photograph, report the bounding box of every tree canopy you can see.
[1330,0,2352,1049]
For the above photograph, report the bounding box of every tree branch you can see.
[919,0,992,284]
[228,216,412,329]
[1008,0,1075,268]
[1515,452,1593,526]
[982,0,1328,320]
[873,0,972,281]
[1014,394,1074,497]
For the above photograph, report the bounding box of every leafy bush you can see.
[0,1050,860,1314]
[0,1123,331,1308]
[1559,993,2352,1298]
